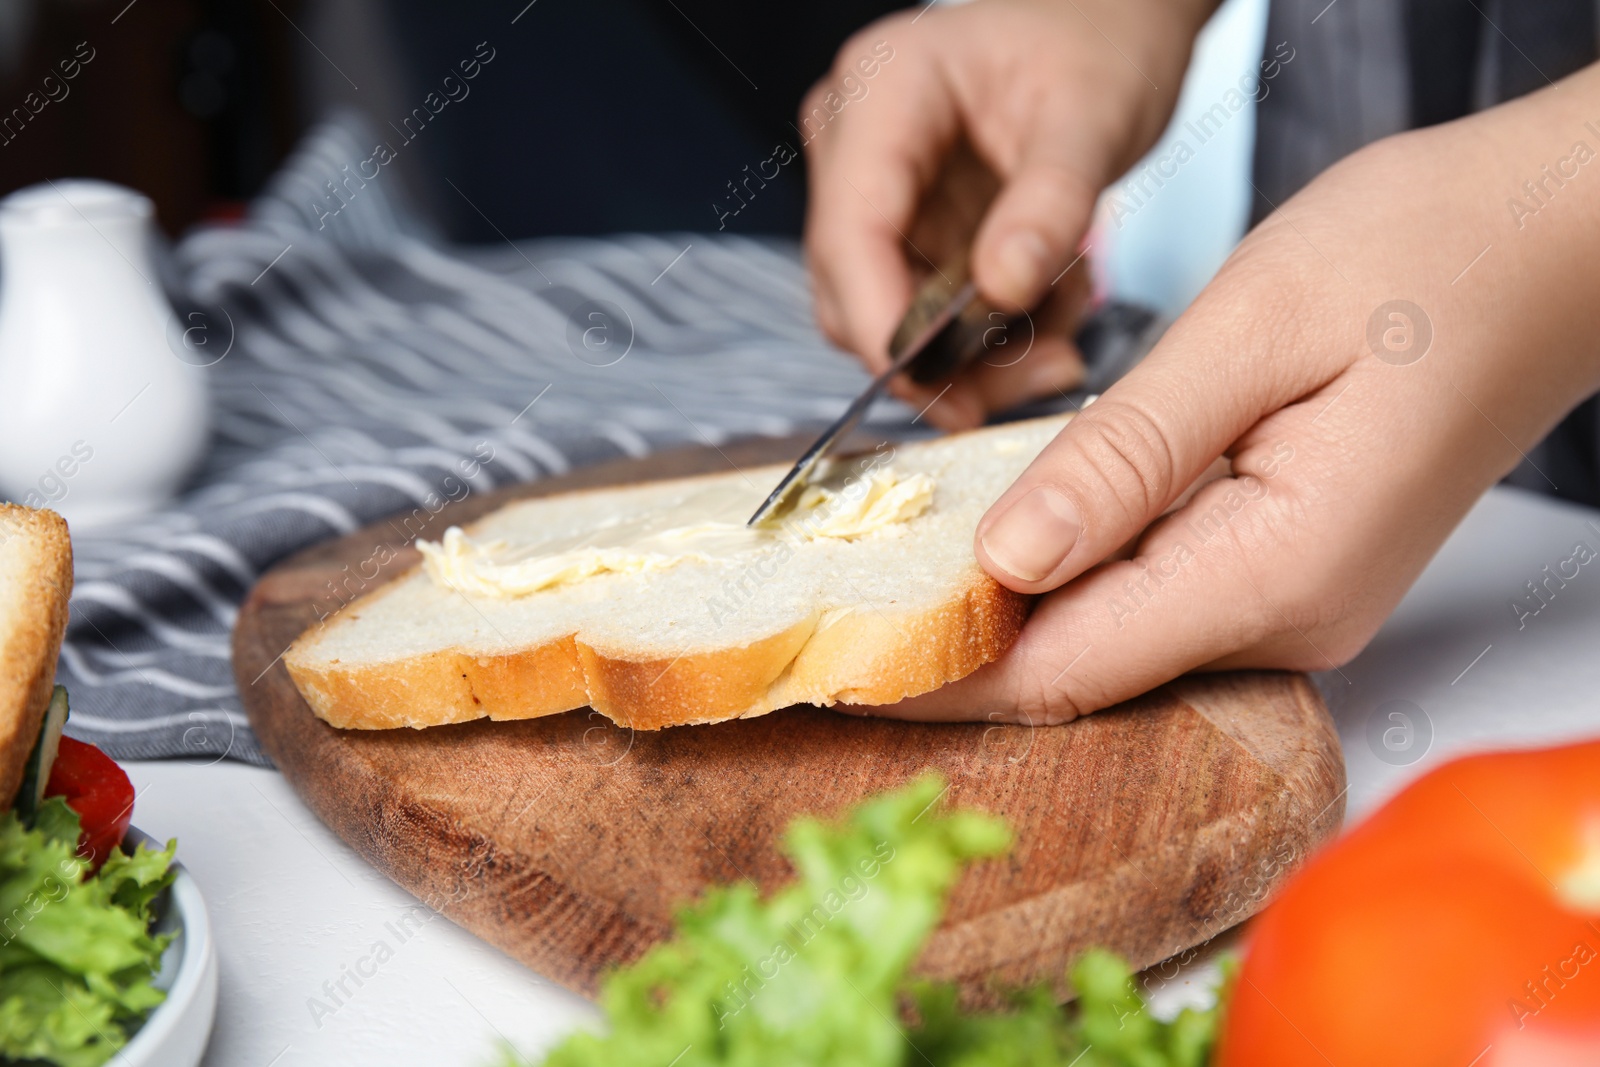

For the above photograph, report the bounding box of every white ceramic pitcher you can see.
[0,180,211,529]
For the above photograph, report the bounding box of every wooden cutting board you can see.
[233,436,1346,1008]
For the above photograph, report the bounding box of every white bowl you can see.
[110,828,219,1067]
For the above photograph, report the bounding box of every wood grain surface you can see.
[233,436,1347,1007]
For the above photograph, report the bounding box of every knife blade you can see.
[747,274,998,526]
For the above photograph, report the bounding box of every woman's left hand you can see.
[856,63,1600,724]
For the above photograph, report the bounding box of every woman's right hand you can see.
[801,0,1215,428]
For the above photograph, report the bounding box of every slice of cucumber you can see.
[15,685,68,820]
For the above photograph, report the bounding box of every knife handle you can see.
[887,263,1023,385]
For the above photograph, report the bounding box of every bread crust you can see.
[286,569,1029,731]
[0,506,73,809]
[284,416,1077,732]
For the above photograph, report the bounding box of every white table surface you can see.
[121,484,1600,1067]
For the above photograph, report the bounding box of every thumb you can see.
[970,152,1098,310]
[973,307,1303,593]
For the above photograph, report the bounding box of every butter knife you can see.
[748,268,1014,526]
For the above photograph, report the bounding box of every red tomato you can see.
[43,736,135,871]
[1217,739,1600,1067]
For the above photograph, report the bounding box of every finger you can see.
[883,259,1091,431]
[970,149,1099,311]
[882,334,1082,433]
[802,56,959,370]
[971,283,1335,594]
[969,334,1087,412]
[858,474,1294,724]
[956,268,1092,409]
[885,375,986,431]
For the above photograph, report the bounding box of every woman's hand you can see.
[861,66,1600,724]
[801,0,1214,429]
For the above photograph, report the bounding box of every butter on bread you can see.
[0,506,72,808]
[414,465,935,598]
[284,415,1071,731]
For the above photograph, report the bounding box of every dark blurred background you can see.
[0,0,902,239]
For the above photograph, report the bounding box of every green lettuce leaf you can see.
[0,798,176,1066]
[506,775,1228,1067]
[99,837,180,921]
[914,949,1228,1067]
[28,799,81,852]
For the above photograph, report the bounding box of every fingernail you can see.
[993,232,1051,301]
[980,486,1081,582]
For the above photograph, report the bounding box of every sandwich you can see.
[0,503,74,816]
[0,503,178,1067]
[287,414,1071,731]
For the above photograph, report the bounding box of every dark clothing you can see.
[1253,0,1600,506]
[1253,0,1598,214]
[384,0,902,238]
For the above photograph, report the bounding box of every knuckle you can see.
[1013,160,1099,228]
[797,84,829,131]
[1308,632,1370,669]
[1288,591,1374,664]
[1205,223,1357,387]
[1238,574,1367,671]
[837,17,906,65]
[1013,635,1118,726]
[1265,627,1368,673]
[1237,588,1292,651]
[1017,674,1084,727]
[1185,477,1352,661]
[1067,400,1179,525]
[1221,538,1320,649]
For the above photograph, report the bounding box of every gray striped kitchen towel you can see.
[54,112,924,766]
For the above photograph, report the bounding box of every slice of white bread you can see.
[0,506,72,808]
[286,415,1070,731]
